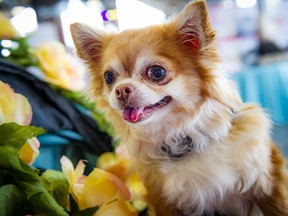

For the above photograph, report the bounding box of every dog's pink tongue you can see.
[123,107,142,122]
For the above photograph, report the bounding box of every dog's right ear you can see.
[168,0,215,50]
[70,23,106,62]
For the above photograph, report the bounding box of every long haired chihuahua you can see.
[70,0,288,215]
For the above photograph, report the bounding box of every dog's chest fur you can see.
[126,104,272,215]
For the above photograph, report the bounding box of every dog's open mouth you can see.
[122,96,172,123]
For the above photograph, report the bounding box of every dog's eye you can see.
[147,66,166,81]
[104,71,116,86]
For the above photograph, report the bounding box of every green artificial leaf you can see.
[0,169,7,187]
[0,150,67,215]
[0,123,67,215]
[79,206,100,216]
[0,122,46,150]
[0,184,27,216]
[16,180,68,216]
[40,170,69,208]
[0,37,39,67]
[27,188,68,216]
[0,146,18,168]
[8,150,39,183]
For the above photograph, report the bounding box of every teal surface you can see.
[232,62,288,155]
[232,62,288,125]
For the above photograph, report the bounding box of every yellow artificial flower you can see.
[32,41,86,91]
[126,173,148,211]
[97,151,130,181]
[97,145,151,212]
[0,80,40,165]
[18,137,40,165]
[60,156,132,212]
[95,199,137,216]
[0,81,32,125]
[0,13,19,39]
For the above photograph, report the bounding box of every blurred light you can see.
[1,40,19,49]
[116,0,166,31]
[11,6,25,16]
[265,0,281,8]
[61,0,104,48]
[236,0,257,8]
[1,40,12,48]
[101,9,117,22]
[10,7,38,36]
[223,0,234,10]
[1,49,11,57]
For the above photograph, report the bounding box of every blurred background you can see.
[0,0,287,171]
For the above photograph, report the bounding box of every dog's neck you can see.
[161,107,236,159]
[161,135,194,159]
[126,98,237,161]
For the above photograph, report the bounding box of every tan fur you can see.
[255,143,288,215]
[71,0,288,215]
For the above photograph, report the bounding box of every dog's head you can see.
[71,0,238,136]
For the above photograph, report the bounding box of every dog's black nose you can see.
[115,84,135,102]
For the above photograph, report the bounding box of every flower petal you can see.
[71,183,84,205]
[95,199,137,216]
[18,137,40,165]
[0,81,17,123]
[36,41,86,91]
[97,152,130,181]
[0,13,19,38]
[74,160,86,184]
[126,173,147,199]
[97,152,118,170]
[0,81,32,125]
[60,156,75,185]
[77,168,131,210]
[14,93,32,125]
[0,107,4,124]
[107,171,131,201]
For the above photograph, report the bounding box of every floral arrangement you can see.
[0,13,85,92]
[0,80,151,215]
[0,16,152,215]
[0,13,112,135]
[0,80,64,215]
[30,41,86,91]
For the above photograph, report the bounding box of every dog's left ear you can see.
[169,0,215,49]
[70,23,107,63]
